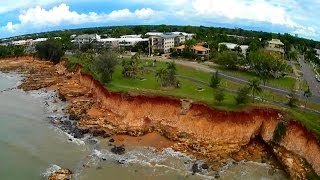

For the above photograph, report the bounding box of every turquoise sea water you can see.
[0,72,288,180]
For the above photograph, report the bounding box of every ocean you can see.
[0,72,288,180]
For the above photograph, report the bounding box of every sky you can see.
[0,0,319,40]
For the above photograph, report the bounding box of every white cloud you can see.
[134,8,156,19]
[191,0,296,27]
[5,3,158,32]
[0,0,65,14]
[6,22,15,32]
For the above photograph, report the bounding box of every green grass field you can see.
[217,67,297,90]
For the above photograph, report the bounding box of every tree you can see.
[248,49,288,79]
[288,51,298,61]
[93,50,117,83]
[155,68,167,88]
[215,50,241,70]
[248,78,263,102]
[155,61,179,87]
[287,89,298,107]
[0,45,25,58]
[235,86,250,105]
[234,45,242,54]
[121,53,144,78]
[303,87,312,107]
[210,71,221,88]
[218,44,229,52]
[35,39,65,64]
[214,89,225,104]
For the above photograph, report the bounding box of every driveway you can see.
[298,55,320,97]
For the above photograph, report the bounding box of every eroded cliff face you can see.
[0,58,319,179]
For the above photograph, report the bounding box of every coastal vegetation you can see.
[0,45,25,58]
[93,50,117,83]
[35,38,64,64]
[273,121,287,143]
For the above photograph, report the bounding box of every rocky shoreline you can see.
[0,57,319,179]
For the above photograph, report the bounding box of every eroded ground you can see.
[0,57,319,179]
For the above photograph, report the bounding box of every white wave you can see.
[51,126,86,146]
[41,164,62,179]
[90,147,215,179]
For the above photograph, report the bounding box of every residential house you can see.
[175,44,210,59]
[266,39,285,55]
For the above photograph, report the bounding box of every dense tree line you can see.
[0,45,25,58]
[10,25,320,50]
[35,39,65,64]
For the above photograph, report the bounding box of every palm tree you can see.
[303,87,312,108]
[155,68,167,87]
[248,78,263,102]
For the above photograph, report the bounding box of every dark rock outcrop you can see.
[111,145,126,155]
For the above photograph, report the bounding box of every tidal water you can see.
[0,72,288,180]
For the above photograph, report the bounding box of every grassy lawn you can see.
[299,80,309,92]
[287,108,320,139]
[108,65,241,111]
[216,67,296,90]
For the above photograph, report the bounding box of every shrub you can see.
[210,71,221,88]
[214,89,225,104]
[235,86,250,105]
[93,50,117,83]
[273,122,286,143]
[35,39,65,64]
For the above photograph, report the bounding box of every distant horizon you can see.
[0,1,319,40]
[1,24,315,42]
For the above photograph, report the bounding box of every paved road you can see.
[298,55,320,97]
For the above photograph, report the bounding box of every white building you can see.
[33,38,48,43]
[98,38,119,48]
[118,38,148,47]
[145,32,163,36]
[266,39,285,55]
[315,49,320,59]
[120,34,142,38]
[98,37,148,48]
[218,42,249,56]
[70,34,77,39]
[74,34,101,44]
[171,32,195,40]
[150,34,178,54]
